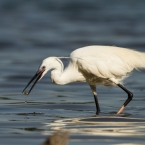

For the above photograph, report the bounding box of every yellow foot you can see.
[117,105,125,114]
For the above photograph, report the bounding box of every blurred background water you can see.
[0,0,145,145]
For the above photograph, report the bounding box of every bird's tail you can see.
[131,50,145,70]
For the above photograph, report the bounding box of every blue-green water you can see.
[0,1,145,145]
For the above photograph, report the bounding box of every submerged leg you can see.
[90,85,100,115]
[117,84,133,114]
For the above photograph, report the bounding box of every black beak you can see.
[22,69,44,95]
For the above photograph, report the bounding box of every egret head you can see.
[22,57,62,95]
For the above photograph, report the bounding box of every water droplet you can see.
[25,96,27,104]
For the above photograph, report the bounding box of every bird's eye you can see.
[42,66,46,69]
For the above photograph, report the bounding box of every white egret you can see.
[22,46,145,115]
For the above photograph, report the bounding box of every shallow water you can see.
[0,0,145,145]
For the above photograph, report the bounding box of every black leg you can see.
[89,85,100,115]
[93,94,100,115]
[117,84,133,114]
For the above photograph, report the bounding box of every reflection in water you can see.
[42,130,69,145]
[43,116,145,138]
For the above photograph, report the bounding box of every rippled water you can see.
[0,0,145,145]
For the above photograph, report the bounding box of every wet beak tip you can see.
[22,69,43,95]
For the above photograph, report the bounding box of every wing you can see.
[70,45,137,82]
[76,55,133,79]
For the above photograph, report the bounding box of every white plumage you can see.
[70,46,145,84]
[22,45,145,115]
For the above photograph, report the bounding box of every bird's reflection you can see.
[42,130,70,145]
